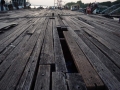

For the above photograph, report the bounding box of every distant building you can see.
[71,4,80,11]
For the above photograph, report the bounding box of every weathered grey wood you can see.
[0,22,17,30]
[27,18,41,35]
[75,15,120,48]
[0,19,36,53]
[85,25,120,50]
[0,18,40,79]
[83,29,120,69]
[0,35,31,79]
[55,17,60,26]
[52,72,67,90]
[75,30,120,81]
[0,18,31,44]
[34,65,50,90]
[67,27,120,90]
[63,31,104,89]
[58,15,65,26]
[0,18,37,64]
[0,22,42,90]
[16,18,47,90]
[40,19,54,64]
[53,20,67,72]
[67,73,87,90]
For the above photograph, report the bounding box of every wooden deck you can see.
[0,9,120,90]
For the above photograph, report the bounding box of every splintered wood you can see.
[0,9,120,90]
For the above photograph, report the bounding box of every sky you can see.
[30,0,116,6]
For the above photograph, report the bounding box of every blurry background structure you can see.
[0,0,31,11]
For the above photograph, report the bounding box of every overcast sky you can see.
[30,0,116,6]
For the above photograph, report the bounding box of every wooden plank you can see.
[40,19,54,64]
[71,17,94,29]
[34,65,50,90]
[0,19,37,53]
[0,22,17,30]
[0,29,28,64]
[26,18,41,35]
[75,15,120,46]
[0,18,38,64]
[55,17,60,26]
[83,24,120,49]
[53,21,67,72]
[0,18,31,41]
[63,31,104,89]
[75,30,120,81]
[0,34,31,79]
[67,27,120,90]
[52,72,67,90]
[0,22,42,90]
[83,31,120,69]
[16,18,47,90]
[0,18,42,79]
[68,16,120,48]
[66,73,87,90]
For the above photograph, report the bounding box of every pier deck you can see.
[0,9,120,90]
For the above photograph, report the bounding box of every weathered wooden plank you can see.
[0,30,27,63]
[40,19,54,64]
[0,34,31,79]
[67,27,120,90]
[16,18,47,90]
[75,30,120,81]
[84,25,120,50]
[66,73,87,90]
[75,15,120,46]
[55,17,60,26]
[0,18,31,43]
[70,17,95,29]
[63,31,104,89]
[34,65,50,90]
[0,22,42,90]
[52,72,67,90]
[0,18,41,79]
[0,18,38,64]
[71,17,120,46]
[27,18,41,35]
[53,20,67,72]
[0,19,37,53]
[83,31,120,69]
[82,28,117,51]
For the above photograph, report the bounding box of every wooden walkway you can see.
[0,9,120,90]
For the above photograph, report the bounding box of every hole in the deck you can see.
[94,83,97,90]
[57,27,78,73]
[51,64,55,72]
[50,64,55,90]
[113,69,115,72]
[57,27,68,38]
[49,17,55,19]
